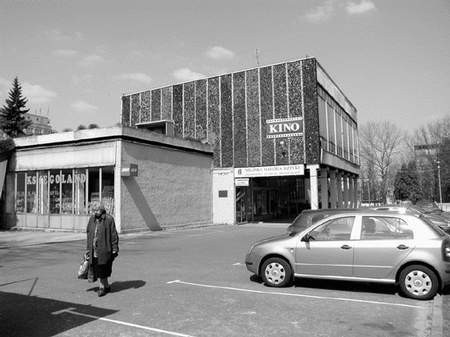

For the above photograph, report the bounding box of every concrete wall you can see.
[212,168,235,225]
[120,141,212,231]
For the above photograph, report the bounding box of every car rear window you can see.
[420,216,447,237]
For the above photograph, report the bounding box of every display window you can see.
[15,166,114,216]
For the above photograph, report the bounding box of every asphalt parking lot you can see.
[0,224,447,337]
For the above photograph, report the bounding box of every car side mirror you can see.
[301,234,311,242]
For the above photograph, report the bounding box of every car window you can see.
[361,216,413,240]
[309,217,355,241]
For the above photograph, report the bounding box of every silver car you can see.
[245,209,450,300]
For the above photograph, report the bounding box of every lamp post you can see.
[437,160,443,208]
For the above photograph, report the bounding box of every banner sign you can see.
[266,117,303,139]
[235,165,304,178]
[235,178,249,187]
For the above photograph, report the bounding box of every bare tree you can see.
[408,116,450,201]
[359,121,405,204]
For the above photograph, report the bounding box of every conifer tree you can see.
[0,77,32,137]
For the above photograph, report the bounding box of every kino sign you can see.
[266,117,303,139]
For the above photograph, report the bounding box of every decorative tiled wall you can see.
[120,58,356,169]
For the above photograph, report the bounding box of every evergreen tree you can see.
[0,77,31,137]
[394,161,423,203]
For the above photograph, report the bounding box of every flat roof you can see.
[13,126,213,155]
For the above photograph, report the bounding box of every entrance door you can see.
[295,216,356,277]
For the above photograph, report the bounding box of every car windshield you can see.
[288,212,332,234]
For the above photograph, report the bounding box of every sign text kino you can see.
[266,117,303,139]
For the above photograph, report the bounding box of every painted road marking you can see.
[232,262,243,266]
[51,307,196,337]
[166,280,426,310]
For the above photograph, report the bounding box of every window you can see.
[49,170,60,214]
[318,96,328,150]
[15,167,114,216]
[16,172,25,212]
[61,169,73,214]
[74,169,87,215]
[309,216,355,241]
[327,103,335,153]
[26,171,37,213]
[361,216,413,240]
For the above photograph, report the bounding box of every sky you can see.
[0,0,449,132]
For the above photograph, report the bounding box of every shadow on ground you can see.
[250,275,397,296]
[86,280,146,293]
[0,291,118,337]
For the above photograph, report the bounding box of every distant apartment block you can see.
[24,113,53,135]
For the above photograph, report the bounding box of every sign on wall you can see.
[266,117,303,139]
[121,163,138,177]
[235,178,249,187]
[235,165,304,178]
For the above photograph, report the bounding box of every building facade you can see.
[121,57,360,224]
[24,113,53,135]
[2,127,213,232]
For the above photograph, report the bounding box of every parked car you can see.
[373,205,450,234]
[245,208,450,300]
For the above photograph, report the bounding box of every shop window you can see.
[16,172,25,212]
[88,168,100,214]
[74,168,87,215]
[49,170,60,214]
[61,169,73,214]
[101,167,115,215]
[26,171,38,213]
[37,171,49,214]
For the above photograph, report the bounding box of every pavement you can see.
[0,223,447,336]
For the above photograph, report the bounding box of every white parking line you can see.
[166,280,426,309]
[51,307,196,337]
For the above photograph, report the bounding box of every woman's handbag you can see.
[77,253,89,279]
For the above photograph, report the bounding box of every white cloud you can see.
[22,82,57,104]
[346,0,376,15]
[206,46,235,60]
[114,73,152,84]
[305,0,336,23]
[79,54,105,67]
[71,100,98,113]
[44,29,83,42]
[173,68,206,82]
[53,49,78,57]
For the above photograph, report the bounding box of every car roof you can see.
[299,207,415,217]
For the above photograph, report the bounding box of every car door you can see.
[352,215,415,280]
[295,216,356,278]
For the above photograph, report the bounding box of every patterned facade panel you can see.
[161,86,172,120]
[131,94,140,127]
[183,82,195,138]
[172,85,183,137]
[289,137,305,164]
[273,64,289,165]
[302,58,320,164]
[140,90,151,123]
[259,66,275,166]
[287,60,303,117]
[195,80,207,140]
[121,96,130,126]
[207,77,221,167]
[220,74,233,167]
[246,69,261,167]
[151,89,161,121]
[233,72,247,168]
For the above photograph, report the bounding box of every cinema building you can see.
[121,57,360,224]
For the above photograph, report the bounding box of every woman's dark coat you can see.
[86,214,119,270]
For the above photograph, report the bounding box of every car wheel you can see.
[399,265,439,300]
[261,257,292,287]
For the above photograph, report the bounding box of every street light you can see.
[436,160,443,208]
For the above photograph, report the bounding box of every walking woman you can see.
[86,203,119,297]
